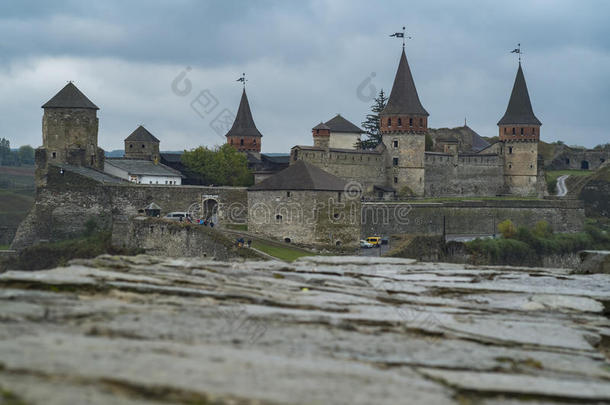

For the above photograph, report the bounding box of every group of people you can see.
[178,214,214,227]
[236,237,252,248]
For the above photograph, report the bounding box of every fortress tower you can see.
[497,63,541,195]
[380,48,429,196]
[225,89,262,153]
[124,125,160,161]
[37,83,104,186]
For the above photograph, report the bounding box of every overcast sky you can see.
[1,0,609,152]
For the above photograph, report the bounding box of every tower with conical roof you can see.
[380,47,429,196]
[225,89,263,153]
[124,125,160,161]
[37,82,104,185]
[498,62,541,195]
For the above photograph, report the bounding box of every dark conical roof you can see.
[42,82,99,110]
[125,125,160,143]
[249,160,346,191]
[497,64,541,126]
[381,48,428,116]
[225,89,263,138]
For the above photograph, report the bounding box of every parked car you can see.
[164,212,188,221]
[360,239,374,249]
[365,236,381,247]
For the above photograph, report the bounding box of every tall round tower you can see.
[497,63,541,195]
[380,48,429,196]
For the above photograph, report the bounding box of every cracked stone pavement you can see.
[1,255,610,404]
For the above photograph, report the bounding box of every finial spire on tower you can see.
[510,43,522,64]
[236,72,247,89]
[390,26,412,49]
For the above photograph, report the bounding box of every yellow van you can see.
[365,236,381,247]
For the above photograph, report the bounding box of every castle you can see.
[227,47,546,198]
[14,41,588,252]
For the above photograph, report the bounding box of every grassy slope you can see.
[251,240,313,262]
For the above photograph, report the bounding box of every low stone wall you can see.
[112,217,261,260]
[362,199,585,237]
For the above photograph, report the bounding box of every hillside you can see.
[0,165,35,246]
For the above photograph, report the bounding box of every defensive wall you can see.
[11,165,248,249]
[292,147,386,192]
[424,153,504,197]
[112,217,260,260]
[361,199,585,237]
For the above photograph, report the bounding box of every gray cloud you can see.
[0,0,608,152]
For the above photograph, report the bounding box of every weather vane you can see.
[236,72,247,88]
[390,26,412,48]
[511,43,523,63]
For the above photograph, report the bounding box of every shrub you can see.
[498,219,517,239]
[533,220,552,238]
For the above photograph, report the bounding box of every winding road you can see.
[556,174,569,197]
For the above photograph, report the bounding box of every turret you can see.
[124,125,160,161]
[312,122,330,148]
[380,48,428,196]
[498,62,542,195]
[225,89,262,153]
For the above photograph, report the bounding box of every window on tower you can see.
[512,128,515,135]
[240,139,244,146]
[253,139,256,145]
[397,118,402,127]
[392,157,399,166]
[388,118,392,127]
[419,118,423,127]
[393,140,398,148]
[520,128,524,135]
[509,146,513,154]
[409,118,413,127]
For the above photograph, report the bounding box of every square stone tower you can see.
[37,82,104,186]
[124,125,160,161]
[380,48,429,196]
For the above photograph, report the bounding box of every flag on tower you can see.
[390,32,404,38]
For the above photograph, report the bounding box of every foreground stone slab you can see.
[1,254,609,404]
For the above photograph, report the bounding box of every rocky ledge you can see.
[1,255,609,404]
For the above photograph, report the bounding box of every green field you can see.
[409,196,541,203]
[545,169,592,194]
[546,169,592,183]
[251,240,313,262]
[0,165,35,189]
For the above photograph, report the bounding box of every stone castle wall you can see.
[292,148,386,193]
[550,148,610,171]
[11,165,248,249]
[248,189,360,248]
[361,199,585,237]
[424,153,505,197]
[112,217,259,260]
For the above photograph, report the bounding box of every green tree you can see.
[181,144,253,186]
[357,89,387,150]
[498,219,517,239]
[18,145,35,165]
[425,134,433,151]
[0,138,10,165]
